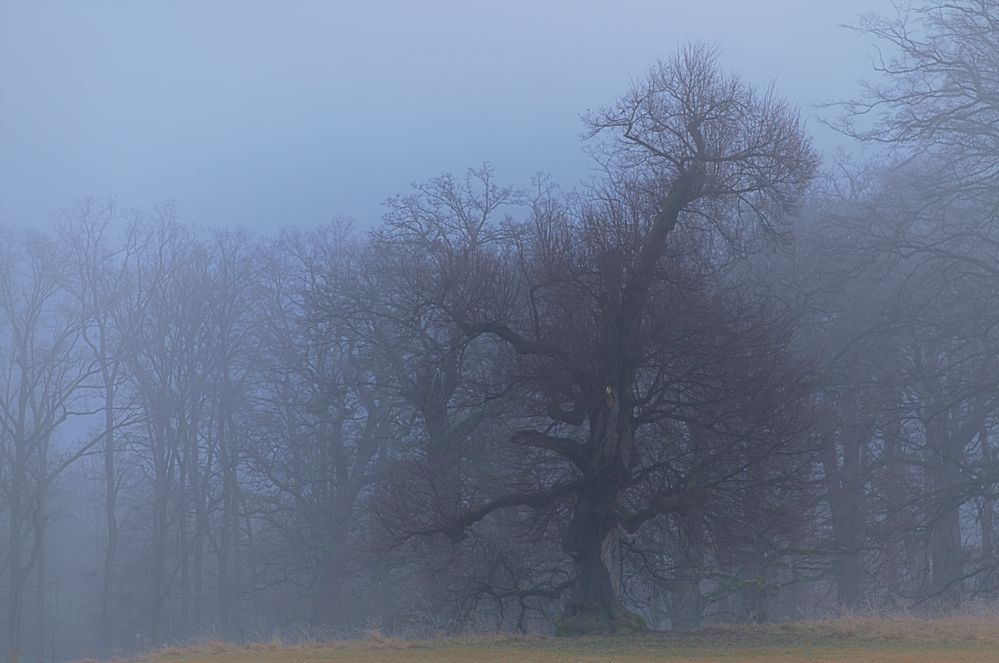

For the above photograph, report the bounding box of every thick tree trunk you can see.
[557,396,642,634]
[560,483,627,631]
[563,486,619,613]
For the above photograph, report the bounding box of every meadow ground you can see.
[113,615,999,663]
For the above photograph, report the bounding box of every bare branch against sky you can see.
[0,0,873,230]
[6,2,999,660]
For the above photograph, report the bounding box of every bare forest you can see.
[4,2,999,661]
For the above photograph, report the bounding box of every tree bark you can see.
[561,482,622,621]
[926,415,964,606]
[558,395,639,633]
[6,418,26,662]
[101,360,118,659]
[33,505,45,663]
[6,480,22,662]
[150,410,170,645]
[822,393,866,609]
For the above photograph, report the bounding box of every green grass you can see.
[110,615,999,663]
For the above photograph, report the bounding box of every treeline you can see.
[3,2,999,661]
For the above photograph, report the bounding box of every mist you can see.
[1,1,872,230]
[3,2,999,662]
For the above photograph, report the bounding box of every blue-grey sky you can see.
[1,1,879,231]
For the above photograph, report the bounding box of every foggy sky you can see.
[1,0,877,231]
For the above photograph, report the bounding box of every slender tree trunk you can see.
[244,512,258,629]
[737,552,769,623]
[191,433,207,637]
[32,434,48,663]
[150,413,170,645]
[217,404,235,637]
[672,429,708,629]
[648,576,663,630]
[670,574,702,629]
[926,416,963,605]
[177,424,191,637]
[980,427,995,593]
[670,537,703,630]
[101,369,118,659]
[7,431,25,663]
[822,394,866,609]
[33,516,44,663]
[7,507,22,663]
[929,502,962,603]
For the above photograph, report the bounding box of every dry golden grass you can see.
[708,613,999,644]
[109,615,999,663]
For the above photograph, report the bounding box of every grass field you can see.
[115,615,999,663]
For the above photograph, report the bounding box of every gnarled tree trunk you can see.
[558,395,640,633]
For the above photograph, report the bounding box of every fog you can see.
[2,1,871,230]
[3,2,999,662]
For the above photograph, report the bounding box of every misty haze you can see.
[3,2,999,662]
